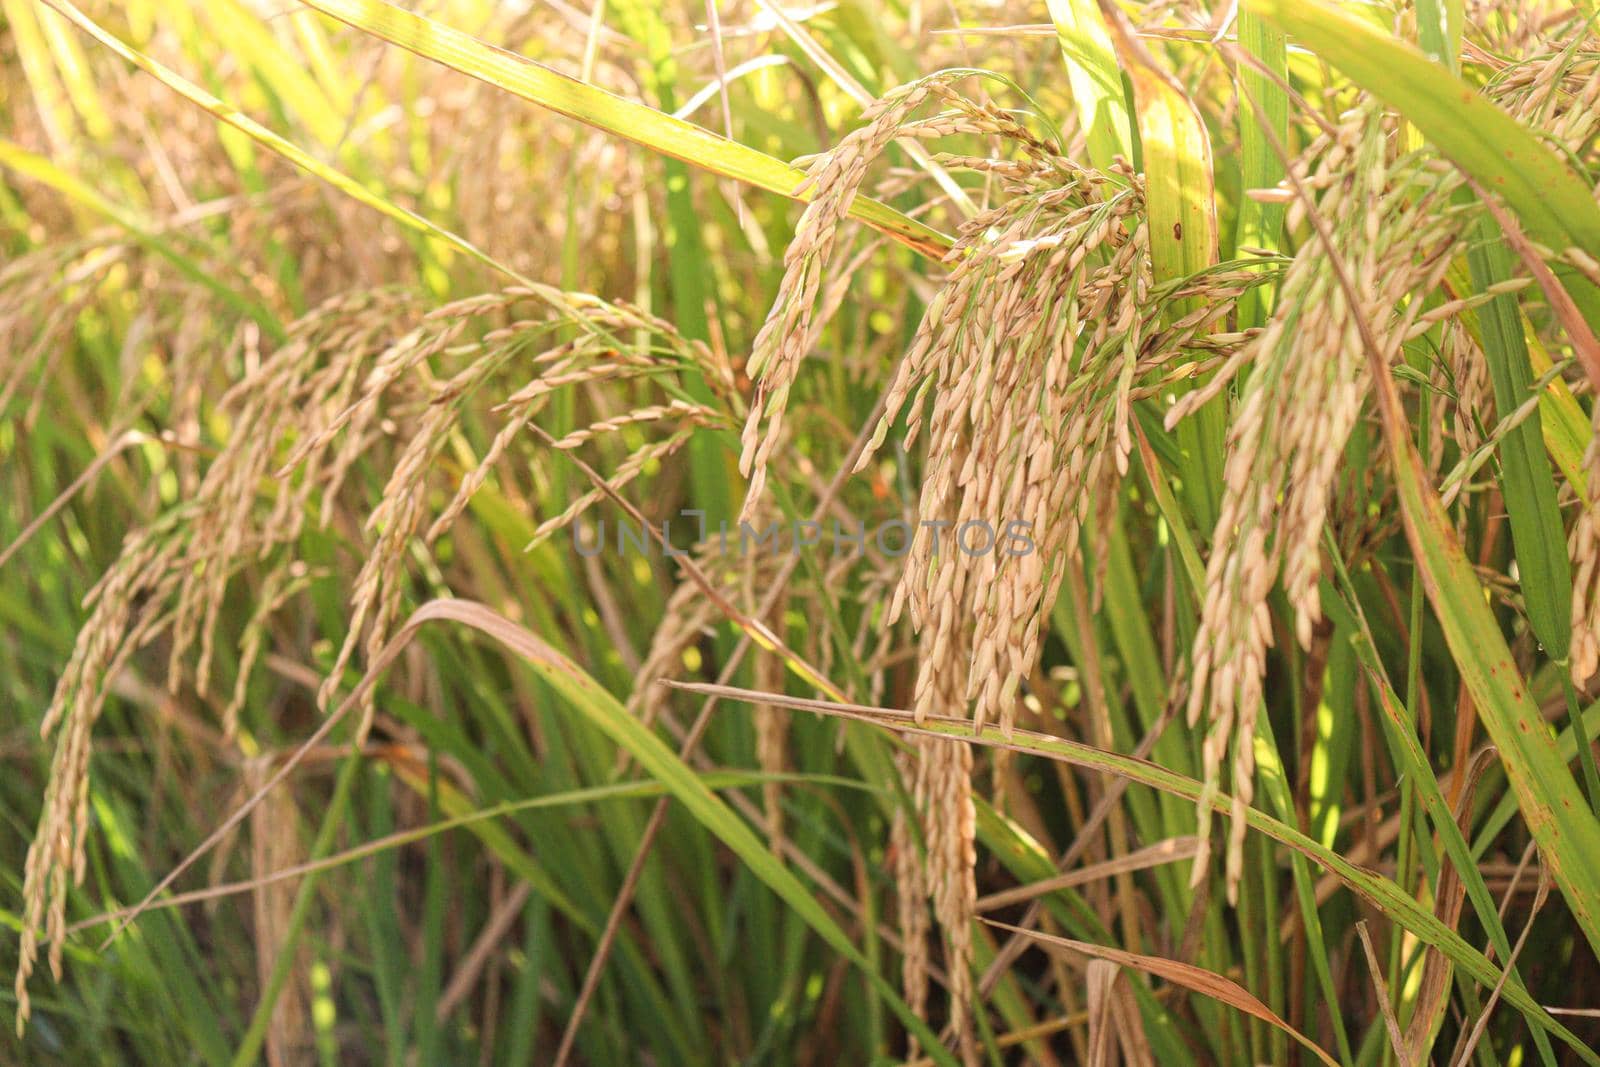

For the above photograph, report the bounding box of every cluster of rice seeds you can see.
[245,755,312,1066]
[754,590,789,844]
[890,777,931,1052]
[888,149,1220,1064]
[1570,409,1600,682]
[1491,37,1600,157]
[13,289,431,1027]
[866,156,1159,1044]
[1434,321,1493,477]
[16,509,188,1029]
[319,295,728,731]
[1440,363,1569,512]
[737,74,1056,517]
[910,645,978,1065]
[522,425,706,549]
[1176,108,1491,897]
[875,160,1266,742]
[184,291,440,707]
[739,77,1264,1049]
[873,160,1161,739]
[15,283,729,1020]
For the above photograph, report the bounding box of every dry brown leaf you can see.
[982,919,1340,1067]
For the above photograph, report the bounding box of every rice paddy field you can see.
[7,0,1600,1063]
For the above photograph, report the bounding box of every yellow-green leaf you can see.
[1044,0,1132,170]
[1368,316,1600,972]
[1245,0,1600,306]
[1097,2,1224,527]
[298,0,952,260]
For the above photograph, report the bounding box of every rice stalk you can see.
[1172,107,1490,898]
[13,282,734,1026]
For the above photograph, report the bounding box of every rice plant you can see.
[5,0,1600,1063]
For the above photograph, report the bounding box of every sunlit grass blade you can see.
[1044,0,1132,170]
[297,0,953,259]
[4,0,83,153]
[1413,0,1462,71]
[200,0,345,146]
[40,0,531,288]
[1528,330,1592,501]
[1096,9,1218,296]
[1232,11,1286,280]
[1099,4,1224,530]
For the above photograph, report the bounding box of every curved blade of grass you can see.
[1459,202,1594,867]
[66,771,872,932]
[296,0,953,260]
[97,587,953,1066]
[1320,568,1556,1066]
[410,599,959,1066]
[1362,228,1600,978]
[668,679,1600,1063]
